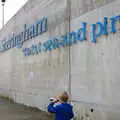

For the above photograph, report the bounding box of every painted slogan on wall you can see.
[0,16,47,52]
[23,15,120,56]
[0,15,120,56]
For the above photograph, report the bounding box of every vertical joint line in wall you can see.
[68,0,71,103]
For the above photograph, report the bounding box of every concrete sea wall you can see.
[0,0,120,119]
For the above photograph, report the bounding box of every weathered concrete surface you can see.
[0,0,120,120]
[0,97,52,120]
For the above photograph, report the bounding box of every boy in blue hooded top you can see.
[48,92,74,120]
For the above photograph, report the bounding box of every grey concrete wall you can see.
[0,0,120,119]
[0,0,70,109]
[70,1,120,119]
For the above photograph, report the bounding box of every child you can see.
[48,92,74,120]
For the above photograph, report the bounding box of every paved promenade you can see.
[0,97,53,120]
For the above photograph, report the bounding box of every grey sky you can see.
[0,0,27,29]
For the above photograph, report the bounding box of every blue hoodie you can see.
[48,102,74,120]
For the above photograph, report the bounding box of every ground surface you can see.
[0,97,53,120]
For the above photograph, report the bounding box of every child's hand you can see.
[49,98,59,103]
